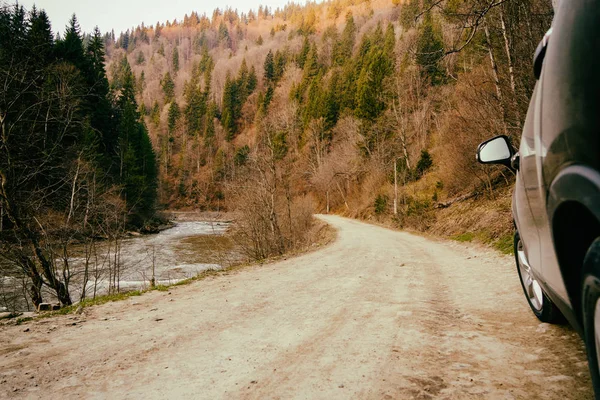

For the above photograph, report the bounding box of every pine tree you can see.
[162,71,175,103]
[184,74,207,136]
[263,50,274,84]
[300,43,320,94]
[355,48,393,121]
[27,8,54,65]
[204,103,216,150]
[221,73,240,140]
[151,100,161,127]
[136,50,145,65]
[248,66,258,93]
[168,101,180,134]
[384,23,396,59]
[297,36,310,69]
[116,58,157,226]
[56,14,88,72]
[238,58,250,97]
[172,46,179,73]
[86,26,115,167]
[416,12,445,86]
[274,50,286,83]
[324,70,341,130]
[334,12,356,66]
[303,72,325,127]
[218,21,230,46]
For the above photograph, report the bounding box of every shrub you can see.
[374,194,388,215]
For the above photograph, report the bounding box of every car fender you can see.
[548,165,600,224]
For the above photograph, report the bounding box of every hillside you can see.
[104,0,553,253]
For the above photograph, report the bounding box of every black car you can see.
[476,0,600,395]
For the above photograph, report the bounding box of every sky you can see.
[15,0,302,35]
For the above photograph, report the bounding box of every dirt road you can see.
[0,215,593,399]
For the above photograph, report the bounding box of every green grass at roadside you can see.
[451,230,514,255]
[452,232,475,242]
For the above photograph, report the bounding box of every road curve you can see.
[0,215,593,399]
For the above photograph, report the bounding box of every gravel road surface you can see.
[0,215,592,399]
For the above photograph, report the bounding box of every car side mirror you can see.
[477,135,514,168]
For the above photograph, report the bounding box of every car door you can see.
[515,82,543,278]
[521,28,570,303]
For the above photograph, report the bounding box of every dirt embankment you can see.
[0,215,592,399]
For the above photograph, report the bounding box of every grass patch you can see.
[175,235,237,264]
[453,232,475,242]
[451,230,514,255]
[16,317,33,325]
[35,290,145,319]
[493,233,514,255]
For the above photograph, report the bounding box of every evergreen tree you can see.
[300,43,320,94]
[248,66,258,93]
[27,8,54,65]
[184,76,207,136]
[334,12,356,65]
[355,48,393,121]
[204,102,216,150]
[303,72,325,127]
[56,14,89,73]
[116,58,157,226]
[324,70,341,130]
[297,36,310,69]
[151,100,161,127]
[416,13,445,86]
[86,26,115,168]
[218,21,230,46]
[168,101,180,134]
[136,50,145,65]
[274,50,287,83]
[162,71,175,102]
[172,46,179,73]
[121,29,129,50]
[238,58,250,97]
[263,50,274,84]
[221,73,240,140]
[138,70,146,94]
[415,150,433,178]
[384,23,396,59]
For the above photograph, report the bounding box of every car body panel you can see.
[511,0,600,319]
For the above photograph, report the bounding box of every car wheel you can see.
[514,231,563,323]
[582,238,600,397]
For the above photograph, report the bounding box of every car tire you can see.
[581,238,600,397]
[514,231,563,323]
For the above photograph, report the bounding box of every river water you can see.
[0,220,234,312]
[103,220,231,289]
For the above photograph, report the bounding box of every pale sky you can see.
[14,0,303,35]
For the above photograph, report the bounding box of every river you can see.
[0,218,238,312]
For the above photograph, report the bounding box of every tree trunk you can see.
[499,9,522,130]
[484,21,509,136]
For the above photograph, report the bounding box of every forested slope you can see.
[103,0,552,254]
